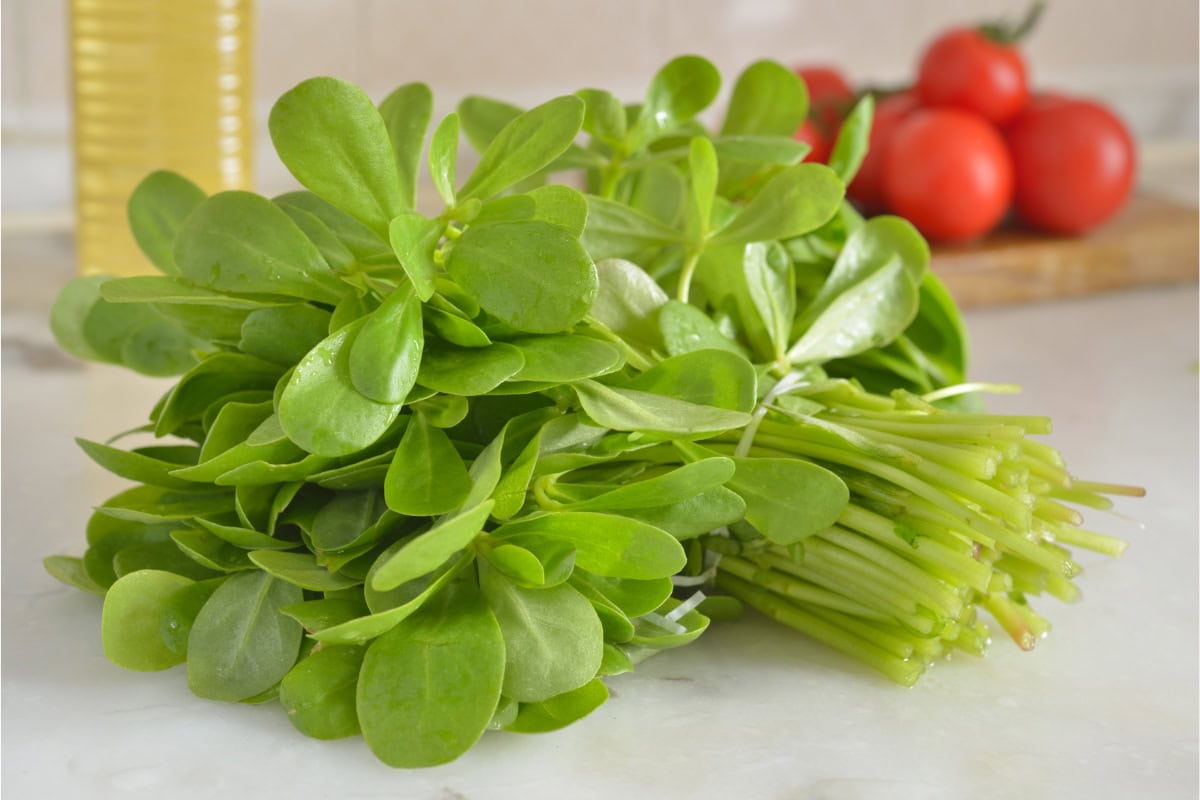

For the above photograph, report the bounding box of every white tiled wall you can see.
[3,0,1197,216]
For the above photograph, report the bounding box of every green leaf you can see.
[480,566,602,703]
[101,570,195,670]
[789,216,929,365]
[424,305,492,348]
[50,275,109,362]
[528,185,589,238]
[630,596,710,649]
[509,335,624,383]
[827,94,874,186]
[903,271,970,386]
[573,573,673,618]
[576,88,627,148]
[153,352,282,437]
[687,136,718,237]
[186,571,303,701]
[109,539,218,581]
[379,82,433,210]
[174,191,344,304]
[99,275,287,309]
[588,258,670,352]
[170,529,256,573]
[564,458,735,512]
[789,258,919,365]
[193,518,294,550]
[273,191,392,263]
[249,550,362,591]
[507,678,609,733]
[348,282,423,404]
[269,77,403,234]
[625,485,746,540]
[741,241,796,361]
[370,500,493,591]
[276,201,356,271]
[280,644,365,740]
[624,349,758,412]
[713,135,810,166]
[472,194,534,226]
[459,96,585,202]
[710,164,844,247]
[311,552,470,645]
[76,437,200,490]
[458,95,522,152]
[483,543,545,586]
[720,60,809,137]
[727,457,849,545]
[659,299,745,357]
[280,597,369,632]
[418,342,525,396]
[493,512,685,579]
[628,161,687,226]
[633,55,721,145]
[278,320,403,457]
[127,170,207,274]
[573,380,751,436]
[309,489,390,552]
[43,555,106,595]
[357,582,505,767]
[581,196,685,261]
[413,394,470,429]
[384,414,472,516]
[388,212,441,301]
[239,304,332,366]
[429,112,460,207]
[492,426,542,520]
[446,220,596,333]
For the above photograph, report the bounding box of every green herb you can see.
[46,56,1140,767]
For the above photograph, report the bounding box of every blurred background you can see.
[2,0,1197,223]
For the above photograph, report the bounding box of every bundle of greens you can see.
[47,56,1139,767]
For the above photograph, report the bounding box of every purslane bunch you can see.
[47,56,1141,767]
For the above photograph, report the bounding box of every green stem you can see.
[718,556,889,620]
[582,315,654,371]
[716,572,926,686]
[599,155,625,199]
[675,248,703,303]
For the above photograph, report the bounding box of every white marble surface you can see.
[3,259,1197,798]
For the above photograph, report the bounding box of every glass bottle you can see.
[70,0,254,275]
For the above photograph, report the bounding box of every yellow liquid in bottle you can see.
[70,0,254,276]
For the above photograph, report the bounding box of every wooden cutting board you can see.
[931,194,1198,308]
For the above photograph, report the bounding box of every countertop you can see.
[2,232,1197,799]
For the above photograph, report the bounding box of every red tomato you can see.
[882,109,1014,243]
[846,91,920,212]
[795,65,854,133]
[796,65,853,105]
[916,28,1029,124]
[1004,98,1135,234]
[794,118,831,164]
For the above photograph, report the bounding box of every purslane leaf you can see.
[458,96,586,202]
[127,171,207,275]
[379,82,433,211]
[269,77,403,235]
[446,220,597,333]
[357,582,505,768]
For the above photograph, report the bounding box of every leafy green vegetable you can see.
[46,58,1139,769]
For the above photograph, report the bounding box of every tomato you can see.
[1004,98,1135,234]
[795,65,854,133]
[846,91,920,212]
[916,28,1029,124]
[794,119,831,164]
[882,109,1013,243]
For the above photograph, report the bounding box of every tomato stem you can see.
[980,0,1046,45]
